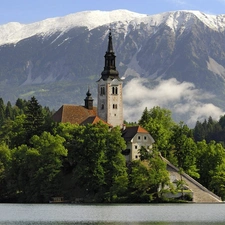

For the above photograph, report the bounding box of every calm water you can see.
[0,203,224,225]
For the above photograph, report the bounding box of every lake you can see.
[0,203,224,225]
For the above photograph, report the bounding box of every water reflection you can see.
[0,222,225,225]
[0,203,224,225]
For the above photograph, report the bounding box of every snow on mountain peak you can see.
[157,10,225,32]
[0,10,146,46]
[0,9,225,46]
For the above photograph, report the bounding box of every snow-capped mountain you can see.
[1,9,225,125]
[1,10,225,46]
[0,10,146,45]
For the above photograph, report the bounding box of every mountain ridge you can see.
[1,10,225,46]
[1,9,225,126]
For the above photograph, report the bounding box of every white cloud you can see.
[123,77,224,127]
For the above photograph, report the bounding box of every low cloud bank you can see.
[123,78,224,127]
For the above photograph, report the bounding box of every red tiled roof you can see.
[121,125,149,142]
[52,104,113,127]
[52,104,97,124]
[80,115,112,127]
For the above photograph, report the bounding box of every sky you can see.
[1,0,225,25]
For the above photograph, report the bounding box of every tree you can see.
[5,101,13,119]
[193,117,223,144]
[0,143,11,201]
[15,98,27,111]
[139,106,176,158]
[56,122,128,202]
[210,163,225,200]
[170,122,199,178]
[0,98,5,126]
[196,140,225,188]
[103,126,128,202]
[62,123,106,198]
[24,96,45,142]
[128,147,170,202]
[10,132,67,202]
[0,115,26,148]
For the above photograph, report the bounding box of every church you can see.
[52,30,155,161]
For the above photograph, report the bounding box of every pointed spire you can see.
[86,88,91,97]
[100,29,120,81]
[107,28,113,53]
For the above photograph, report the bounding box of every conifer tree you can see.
[5,101,13,119]
[24,96,44,142]
[0,98,5,126]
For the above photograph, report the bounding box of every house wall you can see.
[129,133,154,161]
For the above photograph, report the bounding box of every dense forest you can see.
[0,97,225,203]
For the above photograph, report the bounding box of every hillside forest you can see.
[0,96,225,203]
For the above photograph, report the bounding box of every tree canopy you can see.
[0,97,225,202]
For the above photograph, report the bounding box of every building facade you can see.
[122,126,155,161]
[97,30,123,128]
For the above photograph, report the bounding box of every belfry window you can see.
[113,104,117,109]
[112,86,118,95]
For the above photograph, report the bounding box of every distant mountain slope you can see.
[1,10,225,126]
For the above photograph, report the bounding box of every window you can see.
[144,136,147,140]
[101,104,104,109]
[135,145,138,149]
[138,136,141,140]
[113,104,117,109]
[112,86,118,95]
[100,86,105,95]
[135,155,138,159]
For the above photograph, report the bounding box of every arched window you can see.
[100,86,105,95]
[112,86,118,95]
[113,104,117,109]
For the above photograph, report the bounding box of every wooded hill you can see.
[0,97,225,203]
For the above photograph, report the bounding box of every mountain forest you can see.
[0,96,225,203]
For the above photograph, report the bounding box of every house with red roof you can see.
[122,125,155,161]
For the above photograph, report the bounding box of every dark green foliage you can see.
[0,143,11,201]
[193,116,224,144]
[5,101,13,119]
[127,147,170,203]
[56,122,128,202]
[24,96,45,141]
[1,98,225,202]
[15,98,27,113]
[196,140,225,193]
[169,122,199,178]
[139,106,176,158]
[10,132,67,203]
[0,98,5,126]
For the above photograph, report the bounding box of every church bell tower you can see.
[97,30,123,127]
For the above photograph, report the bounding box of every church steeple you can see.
[84,88,93,110]
[97,29,124,128]
[100,29,119,81]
